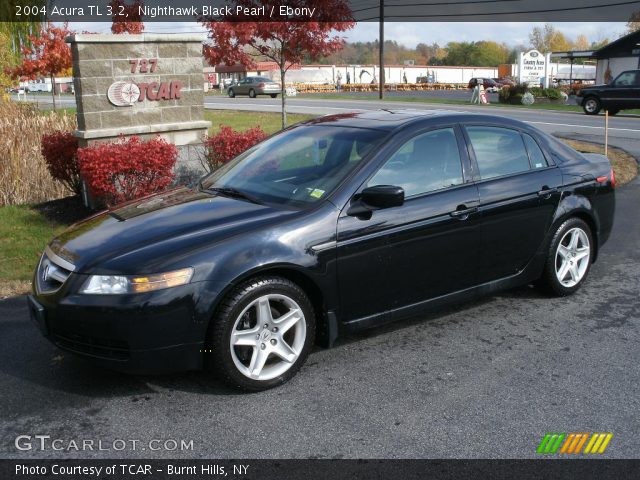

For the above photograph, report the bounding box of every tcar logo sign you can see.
[106,58,183,107]
[107,80,183,107]
[107,81,141,106]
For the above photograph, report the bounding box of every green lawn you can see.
[0,206,66,284]
[205,109,316,134]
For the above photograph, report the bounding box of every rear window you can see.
[523,134,549,169]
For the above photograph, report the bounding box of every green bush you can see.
[545,88,562,100]
[499,83,529,104]
[528,87,562,100]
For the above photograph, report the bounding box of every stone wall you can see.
[67,34,212,189]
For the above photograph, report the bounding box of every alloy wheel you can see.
[229,294,306,381]
[555,227,590,288]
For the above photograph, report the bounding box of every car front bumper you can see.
[28,281,219,374]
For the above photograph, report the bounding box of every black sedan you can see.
[29,110,616,391]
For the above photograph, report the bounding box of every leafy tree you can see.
[529,23,571,52]
[573,34,590,51]
[201,0,354,128]
[0,32,19,92]
[443,41,508,67]
[7,22,72,109]
[110,0,145,34]
[625,12,640,34]
[474,41,510,66]
[0,20,42,56]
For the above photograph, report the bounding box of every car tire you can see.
[228,89,235,98]
[270,94,277,98]
[538,218,593,296]
[607,109,619,116]
[206,276,316,391]
[583,97,601,115]
[249,89,256,98]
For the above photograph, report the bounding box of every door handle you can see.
[537,186,558,198]
[450,205,478,220]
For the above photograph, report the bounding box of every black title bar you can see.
[5,0,640,22]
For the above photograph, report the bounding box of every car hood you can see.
[49,187,293,274]
[580,83,608,91]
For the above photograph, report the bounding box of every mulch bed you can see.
[32,195,93,226]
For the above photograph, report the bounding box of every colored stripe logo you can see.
[537,433,613,454]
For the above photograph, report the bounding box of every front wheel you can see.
[270,94,278,98]
[583,97,601,115]
[206,276,315,391]
[228,89,235,98]
[607,109,619,116]
[249,89,256,98]
[539,218,593,296]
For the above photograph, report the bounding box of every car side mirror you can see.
[347,185,405,217]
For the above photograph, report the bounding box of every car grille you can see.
[52,330,130,361]
[36,247,74,294]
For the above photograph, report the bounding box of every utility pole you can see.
[379,0,384,99]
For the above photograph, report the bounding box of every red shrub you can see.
[41,131,82,195]
[206,126,267,169]
[77,135,177,206]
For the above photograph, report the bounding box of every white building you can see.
[593,30,640,84]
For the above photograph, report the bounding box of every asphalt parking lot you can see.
[2,162,639,461]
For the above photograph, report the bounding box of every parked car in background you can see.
[29,110,616,391]
[495,77,516,87]
[468,77,502,92]
[576,70,640,115]
[228,76,281,98]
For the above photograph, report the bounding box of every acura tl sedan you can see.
[29,110,615,391]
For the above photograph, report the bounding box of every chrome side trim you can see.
[310,241,337,253]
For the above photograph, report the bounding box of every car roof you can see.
[300,109,531,132]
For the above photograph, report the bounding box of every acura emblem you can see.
[41,261,51,283]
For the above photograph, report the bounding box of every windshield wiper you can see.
[206,187,263,205]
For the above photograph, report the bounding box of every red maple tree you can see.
[110,0,145,34]
[7,22,73,110]
[201,0,354,128]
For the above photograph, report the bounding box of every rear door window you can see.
[465,126,531,180]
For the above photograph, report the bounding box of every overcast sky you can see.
[72,21,626,48]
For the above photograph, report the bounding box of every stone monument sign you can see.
[66,33,211,196]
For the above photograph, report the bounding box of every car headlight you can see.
[80,268,194,294]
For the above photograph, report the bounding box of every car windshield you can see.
[200,125,384,208]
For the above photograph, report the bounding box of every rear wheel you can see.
[249,89,256,98]
[607,109,619,116]
[539,218,593,296]
[270,94,277,98]
[206,276,315,391]
[583,97,601,115]
[228,89,235,98]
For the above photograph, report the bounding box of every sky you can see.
[72,21,627,48]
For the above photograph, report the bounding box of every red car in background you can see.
[468,77,502,92]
